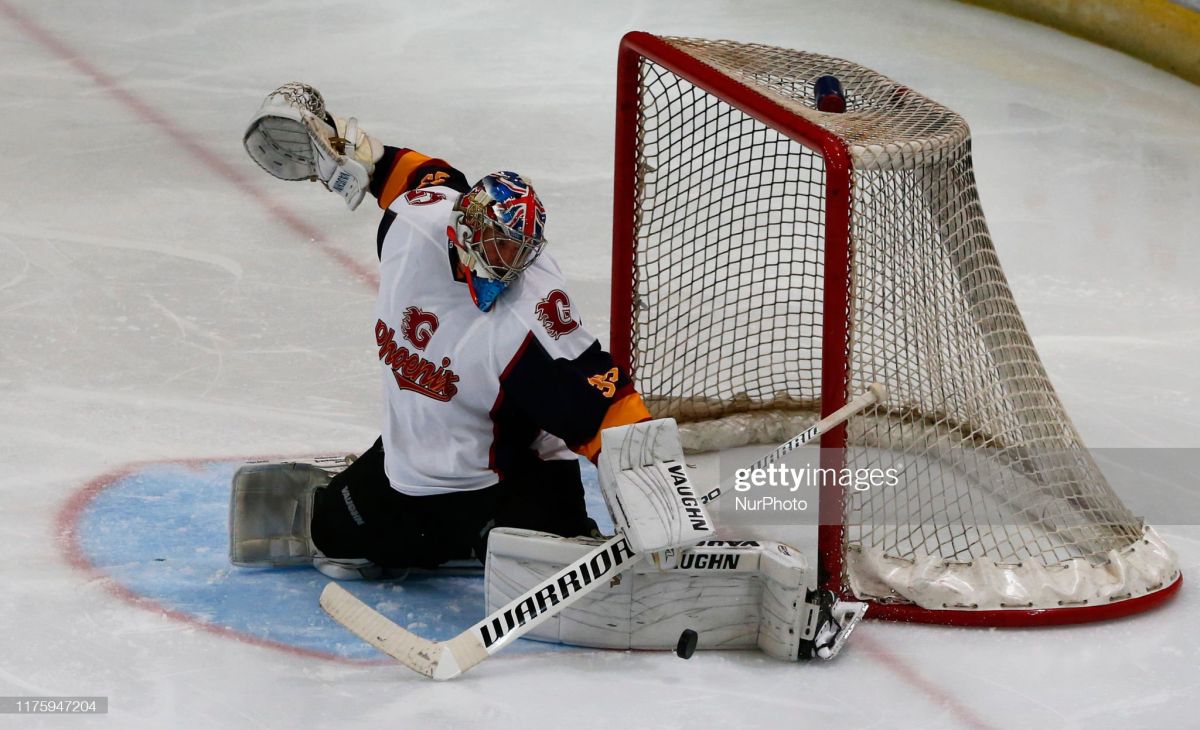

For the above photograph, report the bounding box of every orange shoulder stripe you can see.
[378,149,437,209]
[575,392,652,463]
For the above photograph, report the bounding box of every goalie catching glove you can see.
[243,82,384,210]
[597,418,714,553]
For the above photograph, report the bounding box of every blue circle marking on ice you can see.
[72,457,612,662]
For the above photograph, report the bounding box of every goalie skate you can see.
[800,590,867,661]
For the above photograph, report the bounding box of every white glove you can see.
[303,113,376,210]
[598,418,714,553]
[243,83,383,210]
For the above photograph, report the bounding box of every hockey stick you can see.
[321,535,637,679]
[320,383,887,680]
[696,382,887,506]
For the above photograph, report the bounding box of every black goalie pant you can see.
[310,437,597,569]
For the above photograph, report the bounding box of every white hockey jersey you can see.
[367,149,647,496]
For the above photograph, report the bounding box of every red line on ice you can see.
[0,0,378,290]
[858,633,1000,730]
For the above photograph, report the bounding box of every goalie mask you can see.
[449,171,547,312]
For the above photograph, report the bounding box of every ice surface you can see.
[1,0,1198,728]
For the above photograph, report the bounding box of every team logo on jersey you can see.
[401,306,439,350]
[375,319,459,402]
[404,189,446,206]
[535,290,579,339]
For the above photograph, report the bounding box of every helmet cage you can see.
[454,172,547,284]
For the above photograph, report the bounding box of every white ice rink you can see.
[2,0,1199,727]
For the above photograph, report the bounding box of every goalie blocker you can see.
[597,418,714,554]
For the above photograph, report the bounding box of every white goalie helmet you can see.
[450,171,548,312]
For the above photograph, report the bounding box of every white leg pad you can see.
[228,457,348,567]
[484,528,824,659]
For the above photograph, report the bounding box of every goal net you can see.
[610,33,1180,624]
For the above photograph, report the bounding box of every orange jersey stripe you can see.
[575,391,652,462]
[377,149,452,209]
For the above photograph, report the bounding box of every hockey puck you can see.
[813,75,846,113]
[675,629,698,659]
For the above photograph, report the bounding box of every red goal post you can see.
[609,31,1181,626]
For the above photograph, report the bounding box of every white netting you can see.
[617,36,1177,615]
